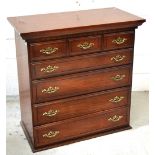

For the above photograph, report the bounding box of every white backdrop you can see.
[4,0,151,95]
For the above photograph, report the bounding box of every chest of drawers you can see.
[8,7,145,152]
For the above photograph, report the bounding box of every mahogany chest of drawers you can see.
[8,8,145,152]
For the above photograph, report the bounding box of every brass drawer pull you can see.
[43,109,59,117]
[41,65,59,73]
[42,86,59,94]
[111,74,125,81]
[77,42,94,50]
[108,115,123,122]
[40,47,58,55]
[111,55,126,62]
[109,96,124,103]
[112,37,127,45]
[43,131,60,138]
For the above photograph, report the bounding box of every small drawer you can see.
[33,87,130,126]
[34,106,129,147]
[104,31,134,50]
[29,40,67,61]
[31,48,133,79]
[69,35,101,55]
[32,65,132,103]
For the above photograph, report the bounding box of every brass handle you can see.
[108,115,123,122]
[40,47,58,55]
[41,65,59,73]
[77,42,94,50]
[109,96,124,103]
[43,131,59,138]
[42,86,59,94]
[43,109,59,117]
[111,55,126,62]
[112,37,127,45]
[111,74,125,81]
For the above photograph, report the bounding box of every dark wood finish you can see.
[29,40,67,61]
[34,106,129,147]
[14,32,34,142]
[69,35,101,55]
[25,27,135,43]
[7,8,145,40]
[8,7,145,152]
[33,87,130,126]
[31,48,133,79]
[104,31,135,50]
[21,121,131,153]
[32,65,131,103]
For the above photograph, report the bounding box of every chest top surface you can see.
[7,7,145,40]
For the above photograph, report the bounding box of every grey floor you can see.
[6,91,149,155]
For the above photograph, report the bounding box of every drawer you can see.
[32,65,132,103]
[29,40,67,61]
[104,31,134,50]
[69,35,101,55]
[34,106,129,147]
[33,87,130,126]
[31,48,133,79]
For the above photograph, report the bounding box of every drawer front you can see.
[31,49,133,79]
[34,107,129,147]
[29,40,67,61]
[104,31,134,50]
[32,66,132,103]
[33,87,130,126]
[69,35,101,55]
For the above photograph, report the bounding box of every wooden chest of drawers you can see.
[8,8,145,152]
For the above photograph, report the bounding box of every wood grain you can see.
[7,8,145,40]
[31,48,133,79]
[34,106,129,147]
[69,35,101,55]
[104,31,135,50]
[29,40,67,61]
[32,65,132,103]
[15,32,34,143]
[33,87,130,126]
[7,7,145,152]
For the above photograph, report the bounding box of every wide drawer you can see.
[32,65,132,103]
[29,40,67,61]
[104,31,134,50]
[33,87,130,126]
[69,35,101,55]
[31,48,133,79]
[34,106,129,147]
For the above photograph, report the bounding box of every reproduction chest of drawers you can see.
[8,8,145,152]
